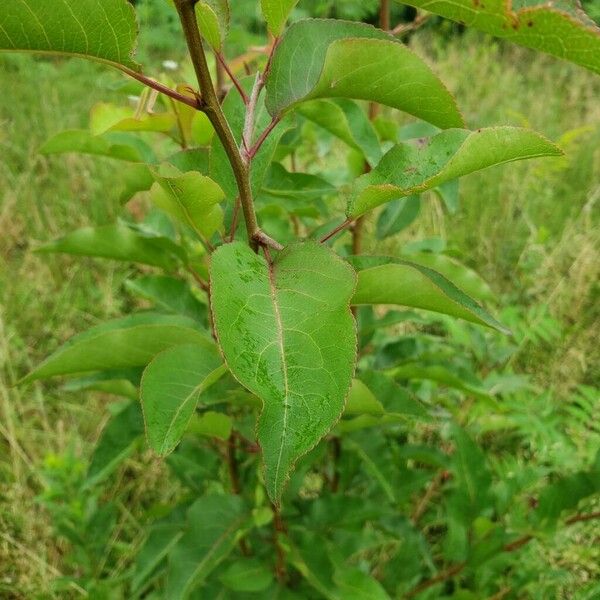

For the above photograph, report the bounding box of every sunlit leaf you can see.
[262,0,300,35]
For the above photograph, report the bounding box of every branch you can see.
[247,116,281,160]
[216,51,249,104]
[174,0,260,247]
[319,218,354,244]
[404,510,600,598]
[121,67,200,110]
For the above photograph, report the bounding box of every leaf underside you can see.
[210,241,357,503]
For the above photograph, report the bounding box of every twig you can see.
[391,13,430,36]
[121,67,200,110]
[216,51,249,104]
[320,218,354,244]
[271,502,288,583]
[254,230,284,251]
[247,116,281,160]
[330,436,342,492]
[186,266,209,292]
[411,470,448,525]
[229,197,241,241]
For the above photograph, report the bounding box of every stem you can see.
[271,503,288,583]
[320,218,354,244]
[248,116,281,159]
[121,67,200,110]
[174,0,260,247]
[330,436,342,492]
[216,51,249,104]
[380,0,391,31]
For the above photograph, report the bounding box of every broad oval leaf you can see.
[166,494,248,598]
[196,0,230,50]
[0,0,140,71]
[140,344,226,456]
[150,168,225,238]
[21,314,213,383]
[35,223,186,269]
[298,98,382,167]
[265,19,464,129]
[210,241,357,502]
[398,0,600,76]
[347,127,562,217]
[262,0,300,35]
[349,256,509,333]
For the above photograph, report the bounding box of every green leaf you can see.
[265,19,463,129]
[22,314,213,383]
[150,168,224,238]
[345,379,385,416]
[189,411,233,440]
[219,558,274,592]
[398,0,600,75]
[140,344,226,456]
[348,127,562,217]
[298,98,382,167]
[90,102,176,135]
[376,196,421,239]
[40,130,154,162]
[400,253,494,302]
[333,567,391,600]
[196,0,230,50]
[262,0,300,35]
[349,256,509,333]
[119,164,154,204]
[125,275,207,323]
[62,369,141,400]
[36,223,186,269]
[86,400,144,487]
[0,0,140,71]
[210,241,356,502]
[166,494,248,598]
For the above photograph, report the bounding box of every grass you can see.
[0,29,599,597]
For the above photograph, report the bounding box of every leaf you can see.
[166,494,248,598]
[210,241,357,502]
[0,0,140,71]
[265,19,463,129]
[86,400,144,487]
[62,369,141,400]
[119,164,154,203]
[36,223,186,269]
[219,558,274,592]
[298,98,382,167]
[333,567,391,600]
[150,168,224,238]
[196,0,230,50]
[400,253,494,302]
[40,130,154,162]
[398,0,600,75]
[141,344,226,456]
[125,275,207,323]
[189,411,232,440]
[349,256,509,333]
[262,0,300,35]
[345,379,385,416]
[376,196,421,239]
[22,313,213,383]
[90,102,176,135]
[347,127,562,217]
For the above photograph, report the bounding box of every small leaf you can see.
[36,223,186,269]
[0,0,140,70]
[210,241,357,503]
[166,494,248,598]
[189,411,233,440]
[265,19,463,129]
[345,379,384,416]
[141,344,226,455]
[298,98,382,167]
[22,314,213,383]
[90,102,176,135]
[261,0,300,35]
[196,0,230,50]
[398,0,600,75]
[348,127,562,217]
[150,168,224,238]
[40,130,154,162]
[86,400,144,487]
[349,256,508,333]
[62,369,141,400]
[333,567,391,600]
[125,275,207,323]
[219,558,274,592]
[376,196,421,239]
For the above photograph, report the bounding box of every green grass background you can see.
[0,27,599,597]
